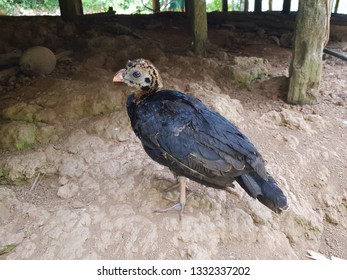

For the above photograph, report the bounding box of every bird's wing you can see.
[137,92,267,180]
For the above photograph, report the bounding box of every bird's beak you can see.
[113,69,125,83]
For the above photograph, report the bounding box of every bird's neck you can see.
[133,89,157,104]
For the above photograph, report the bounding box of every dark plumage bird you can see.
[113,58,288,218]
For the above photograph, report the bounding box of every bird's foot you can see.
[154,176,189,220]
[154,202,185,220]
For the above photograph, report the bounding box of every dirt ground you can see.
[0,13,346,260]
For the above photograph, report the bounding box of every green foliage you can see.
[206,0,221,12]
[0,244,17,255]
[206,0,244,12]
[0,0,246,15]
[82,0,153,14]
[0,0,58,15]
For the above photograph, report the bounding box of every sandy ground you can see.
[0,14,346,260]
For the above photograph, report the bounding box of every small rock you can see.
[325,209,339,225]
[58,176,69,186]
[3,152,47,184]
[71,200,86,209]
[259,109,313,132]
[20,46,56,75]
[0,121,37,151]
[57,183,79,199]
[1,102,40,122]
[223,56,268,86]
[322,194,336,207]
[58,155,87,178]
[282,134,300,150]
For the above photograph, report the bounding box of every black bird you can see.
[113,58,288,218]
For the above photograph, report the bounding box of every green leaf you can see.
[0,244,17,255]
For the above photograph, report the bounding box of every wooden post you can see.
[59,0,83,21]
[152,0,160,13]
[185,0,193,14]
[186,0,194,34]
[239,0,245,11]
[268,0,272,11]
[244,0,249,12]
[254,0,262,13]
[287,0,329,105]
[222,0,228,12]
[189,0,207,56]
[282,0,291,14]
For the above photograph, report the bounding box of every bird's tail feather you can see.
[236,172,288,213]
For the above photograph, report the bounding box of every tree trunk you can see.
[254,0,262,13]
[58,0,83,21]
[269,0,272,11]
[244,0,249,12]
[239,0,245,11]
[282,0,291,14]
[152,0,160,13]
[222,0,228,12]
[287,0,329,105]
[190,0,207,56]
[334,0,340,13]
[186,0,194,34]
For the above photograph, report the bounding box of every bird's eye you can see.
[132,71,141,78]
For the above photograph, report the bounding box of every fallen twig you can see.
[29,171,44,192]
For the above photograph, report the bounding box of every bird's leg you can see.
[154,176,187,220]
[153,172,185,193]
[153,174,178,192]
[163,182,180,193]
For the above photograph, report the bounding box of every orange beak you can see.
[113,69,125,83]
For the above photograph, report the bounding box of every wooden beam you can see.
[287,0,329,105]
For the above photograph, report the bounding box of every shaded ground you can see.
[0,13,346,259]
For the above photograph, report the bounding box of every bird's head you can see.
[113,59,163,98]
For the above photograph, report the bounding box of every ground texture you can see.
[0,14,346,259]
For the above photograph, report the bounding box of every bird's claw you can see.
[153,176,189,220]
[154,202,185,220]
